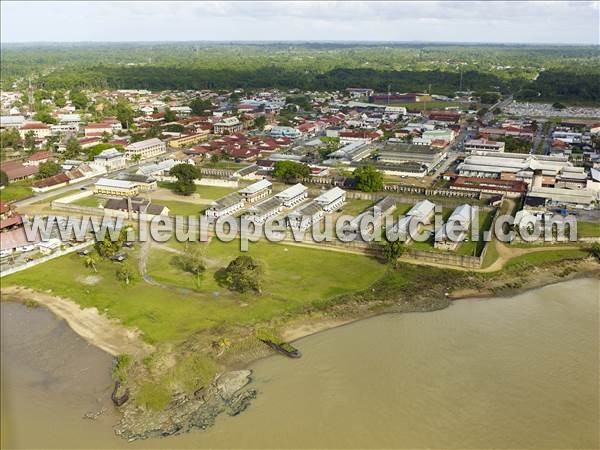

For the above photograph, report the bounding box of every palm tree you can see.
[85,254,99,273]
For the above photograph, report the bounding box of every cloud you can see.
[1,1,598,44]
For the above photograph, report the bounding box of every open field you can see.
[0,181,33,202]
[32,188,81,205]
[456,209,496,257]
[504,248,589,269]
[158,182,237,201]
[72,196,103,207]
[4,240,386,345]
[158,200,206,216]
[577,221,600,238]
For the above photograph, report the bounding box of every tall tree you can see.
[169,163,200,195]
[354,165,384,192]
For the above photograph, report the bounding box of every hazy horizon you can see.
[2,1,598,45]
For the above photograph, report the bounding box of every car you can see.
[122,241,134,248]
[77,249,91,256]
[25,257,34,263]
[80,187,87,191]
[19,244,36,252]
[110,254,127,262]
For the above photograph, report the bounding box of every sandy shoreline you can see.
[1,286,154,358]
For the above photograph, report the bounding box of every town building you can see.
[242,197,283,224]
[93,178,140,197]
[270,126,301,139]
[169,130,210,148]
[213,117,243,135]
[274,183,308,208]
[434,204,474,250]
[288,201,324,231]
[464,138,505,153]
[238,179,272,203]
[205,192,245,219]
[125,138,166,161]
[314,186,346,212]
[93,148,126,172]
[104,197,169,217]
[19,122,51,139]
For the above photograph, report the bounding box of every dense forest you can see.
[1,42,598,103]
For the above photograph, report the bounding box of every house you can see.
[24,151,54,166]
[125,138,166,161]
[168,130,210,148]
[93,148,126,172]
[238,179,272,203]
[434,204,474,250]
[170,106,192,117]
[116,173,157,192]
[0,115,25,129]
[205,192,245,219]
[270,126,301,139]
[242,197,283,224]
[464,138,505,153]
[274,183,308,208]
[213,117,243,135]
[19,122,51,139]
[84,119,122,137]
[32,173,71,192]
[38,238,62,255]
[0,202,23,232]
[314,187,346,212]
[104,197,169,217]
[93,178,140,198]
[0,161,38,182]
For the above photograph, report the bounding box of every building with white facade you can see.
[93,148,126,172]
[275,183,308,208]
[314,187,346,212]
[125,138,166,161]
[239,179,272,203]
[213,117,243,135]
[205,192,245,219]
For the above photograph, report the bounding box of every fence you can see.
[0,240,94,278]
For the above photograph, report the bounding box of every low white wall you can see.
[195,178,238,188]
[59,190,94,204]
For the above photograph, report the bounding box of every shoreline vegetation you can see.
[1,240,599,440]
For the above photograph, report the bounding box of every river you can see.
[1,278,598,449]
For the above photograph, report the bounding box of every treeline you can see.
[516,69,600,103]
[38,66,517,96]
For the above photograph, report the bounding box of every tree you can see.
[221,255,262,293]
[253,115,266,130]
[85,253,100,273]
[101,131,111,143]
[382,240,406,265]
[64,137,82,159]
[0,170,8,187]
[116,262,135,285]
[70,90,89,109]
[189,98,213,115]
[172,244,207,286]
[24,131,36,152]
[0,128,22,149]
[95,227,127,257]
[272,160,310,183]
[163,108,177,122]
[53,91,66,108]
[552,102,566,110]
[36,161,62,179]
[169,163,200,195]
[354,165,384,192]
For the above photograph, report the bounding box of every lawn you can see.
[158,182,237,201]
[456,209,496,257]
[504,249,588,269]
[339,199,374,216]
[577,221,600,238]
[159,200,206,216]
[72,196,103,207]
[0,181,33,202]
[4,239,387,345]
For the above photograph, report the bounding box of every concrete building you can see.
[242,197,283,224]
[93,178,140,197]
[275,183,308,208]
[125,138,166,161]
[93,148,126,172]
[205,192,245,219]
[169,130,209,148]
[464,138,505,153]
[270,126,301,139]
[314,187,346,212]
[239,179,272,203]
[288,201,324,231]
[434,204,474,250]
[213,117,243,135]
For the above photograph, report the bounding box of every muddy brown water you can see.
[1,278,598,449]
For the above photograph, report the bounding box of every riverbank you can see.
[2,252,599,441]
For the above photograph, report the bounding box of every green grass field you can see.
[504,249,588,269]
[339,199,374,216]
[72,196,103,207]
[158,200,206,216]
[456,209,496,257]
[577,221,600,238]
[158,182,237,201]
[32,189,81,205]
[0,181,33,202]
[4,239,386,345]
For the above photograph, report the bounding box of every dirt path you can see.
[1,286,154,358]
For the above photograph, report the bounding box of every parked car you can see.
[110,254,127,262]
[77,249,91,256]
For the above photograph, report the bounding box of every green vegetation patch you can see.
[0,181,33,202]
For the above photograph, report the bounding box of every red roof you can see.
[28,151,53,161]
[21,122,49,130]
[0,161,38,181]
[33,172,70,189]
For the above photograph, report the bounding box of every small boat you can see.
[259,338,301,358]
[111,381,130,406]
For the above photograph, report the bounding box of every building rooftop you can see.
[275,183,308,200]
[239,179,272,195]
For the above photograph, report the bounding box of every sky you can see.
[1,1,599,45]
